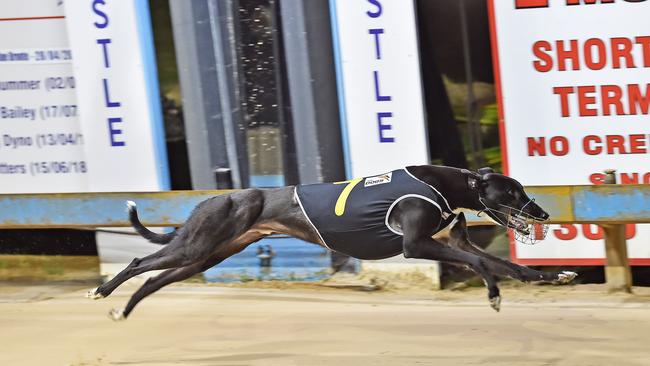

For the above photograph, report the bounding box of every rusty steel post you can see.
[601,169,632,293]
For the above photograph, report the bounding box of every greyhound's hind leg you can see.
[88,190,267,300]
[88,244,193,299]
[107,265,203,321]
[111,235,264,321]
[109,256,224,321]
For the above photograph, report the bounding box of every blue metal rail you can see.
[0,185,649,228]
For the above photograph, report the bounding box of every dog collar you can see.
[461,169,481,190]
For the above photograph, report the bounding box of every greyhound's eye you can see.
[507,189,515,196]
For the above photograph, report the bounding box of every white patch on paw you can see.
[489,296,501,312]
[85,288,104,300]
[126,200,136,210]
[108,308,125,321]
[556,271,578,284]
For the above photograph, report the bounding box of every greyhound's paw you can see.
[489,296,501,312]
[85,288,104,300]
[554,271,578,285]
[108,308,125,321]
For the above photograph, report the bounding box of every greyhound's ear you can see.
[450,213,468,240]
[478,167,494,176]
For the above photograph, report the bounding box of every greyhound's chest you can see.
[295,169,454,259]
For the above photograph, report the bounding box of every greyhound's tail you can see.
[126,201,178,244]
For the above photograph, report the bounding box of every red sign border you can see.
[486,0,650,266]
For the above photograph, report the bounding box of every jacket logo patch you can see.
[364,172,392,187]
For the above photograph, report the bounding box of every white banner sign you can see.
[65,0,168,191]
[489,0,650,265]
[330,0,429,178]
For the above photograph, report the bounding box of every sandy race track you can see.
[1,282,649,366]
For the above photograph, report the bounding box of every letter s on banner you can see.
[92,0,109,29]
[366,0,382,18]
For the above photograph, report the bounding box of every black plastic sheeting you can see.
[0,229,97,256]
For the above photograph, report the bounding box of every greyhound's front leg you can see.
[403,237,502,311]
[455,241,576,284]
[396,198,501,311]
[447,213,577,285]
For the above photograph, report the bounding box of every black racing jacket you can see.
[295,168,455,259]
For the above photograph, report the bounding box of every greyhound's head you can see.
[467,167,549,243]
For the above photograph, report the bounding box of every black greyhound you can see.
[86,165,577,320]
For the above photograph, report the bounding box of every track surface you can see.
[1,283,649,365]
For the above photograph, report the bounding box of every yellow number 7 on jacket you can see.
[333,178,362,216]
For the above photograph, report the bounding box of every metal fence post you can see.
[214,168,233,189]
[169,0,249,189]
[601,169,632,293]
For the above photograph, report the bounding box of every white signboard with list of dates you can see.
[0,1,87,193]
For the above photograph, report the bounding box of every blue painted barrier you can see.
[0,185,649,228]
